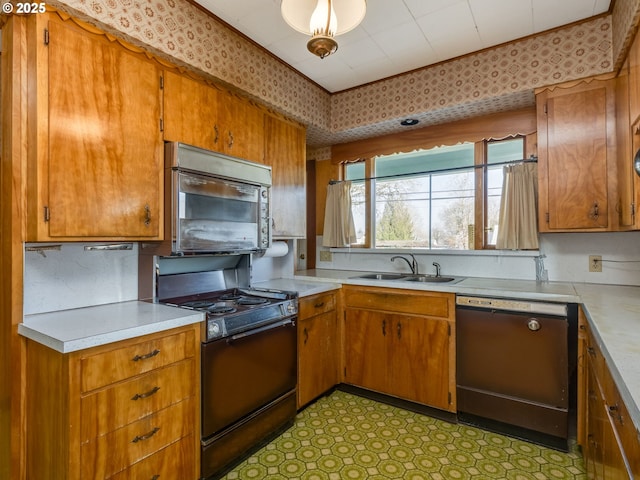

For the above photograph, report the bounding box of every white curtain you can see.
[496,162,539,250]
[323,181,357,247]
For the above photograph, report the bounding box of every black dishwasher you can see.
[456,295,577,450]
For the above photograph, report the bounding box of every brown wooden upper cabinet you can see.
[536,76,616,232]
[615,31,640,230]
[264,114,307,238]
[163,71,265,163]
[27,13,164,241]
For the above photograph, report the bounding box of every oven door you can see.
[201,317,297,439]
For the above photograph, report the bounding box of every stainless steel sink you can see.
[402,275,458,283]
[350,273,460,283]
[351,273,408,280]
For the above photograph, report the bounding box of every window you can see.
[344,137,525,250]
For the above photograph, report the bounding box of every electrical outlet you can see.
[589,255,602,272]
[319,250,332,262]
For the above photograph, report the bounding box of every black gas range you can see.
[162,284,299,479]
[163,287,298,342]
[143,252,300,479]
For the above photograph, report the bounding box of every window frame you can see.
[343,136,527,251]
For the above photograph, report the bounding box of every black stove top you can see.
[163,287,298,342]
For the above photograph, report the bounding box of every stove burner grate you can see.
[237,297,269,306]
[208,305,237,315]
[219,292,242,301]
[182,300,216,309]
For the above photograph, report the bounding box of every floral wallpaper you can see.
[52,0,638,153]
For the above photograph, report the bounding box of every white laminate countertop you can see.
[19,301,204,353]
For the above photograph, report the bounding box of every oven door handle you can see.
[227,318,295,343]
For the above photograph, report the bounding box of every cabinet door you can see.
[264,114,306,238]
[45,18,162,238]
[629,32,640,127]
[217,91,265,163]
[163,70,220,151]
[586,362,605,480]
[391,316,450,410]
[537,79,614,231]
[298,310,339,407]
[343,309,389,394]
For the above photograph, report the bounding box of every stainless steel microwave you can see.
[144,142,272,256]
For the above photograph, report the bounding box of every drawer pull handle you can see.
[131,426,160,443]
[132,349,160,362]
[314,302,325,309]
[587,347,595,357]
[131,386,160,401]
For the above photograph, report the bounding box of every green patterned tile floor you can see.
[221,390,586,480]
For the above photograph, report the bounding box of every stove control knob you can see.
[286,302,297,314]
[527,318,541,331]
[208,322,221,338]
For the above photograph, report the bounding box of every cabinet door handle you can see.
[213,124,219,143]
[131,386,160,401]
[144,204,151,226]
[397,322,402,339]
[131,426,160,443]
[382,319,386,336]
[303,327,309,345]
[587,346,595,357]
[132,349,160,362]
[314,302,325,309]
[228,131,234,148]
[608,404,623,423]
[151,476,160,480]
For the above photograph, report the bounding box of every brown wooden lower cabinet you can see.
[582,321,640,480]
[297,291,340,408]
[342,286,456,413]
[25,324,200,480]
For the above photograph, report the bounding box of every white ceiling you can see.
[196,0,611,93]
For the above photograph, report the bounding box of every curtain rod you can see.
[329,155,537,185]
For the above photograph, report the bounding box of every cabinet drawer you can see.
[81,359,195,441]
[344,287,454,319]
[81,397,194,479]
[107,434,196,480]
[300,292,336,318]
[81,329,196,392]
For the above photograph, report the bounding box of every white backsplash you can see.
[23,240,296,315]
[22,232,640,315]
[24,243,139,315]
[314,232,640,286]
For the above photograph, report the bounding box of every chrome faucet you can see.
[432,262,441,277]
[391,254,418,275]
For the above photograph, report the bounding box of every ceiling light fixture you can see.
[281,0,367,59]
